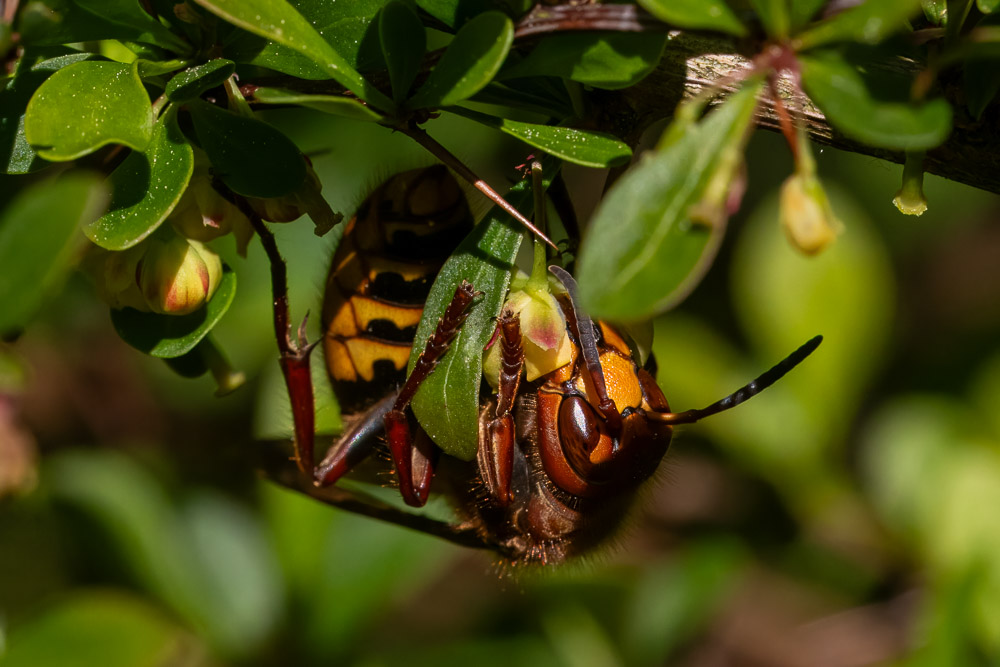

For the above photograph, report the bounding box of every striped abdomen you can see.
[322,166,473,415]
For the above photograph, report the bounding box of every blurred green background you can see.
[3,109,1000,667]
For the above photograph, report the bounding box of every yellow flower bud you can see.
[779,173,840,255]
[138,235,222,315]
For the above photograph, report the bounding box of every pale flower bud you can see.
[245,158,342,236]
[138,235,222,315]
[171,162,252,248]
[484,280,574,388]
[83,245,149,311]
[779,173,840,255]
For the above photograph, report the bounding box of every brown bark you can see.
[617,30,1000,194]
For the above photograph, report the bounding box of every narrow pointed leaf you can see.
[796,0,923,49]
[85,108,194,250]
[408,11,513,109]
[749,0,790,38]
[577,80,763,321]
[165,59,236,102]
[637,0,747,36]
[25,60,154,161]
[791,0,827,29]
[0,174,107,336]
[111,266,237,358]
[498,32,666,90]
[189,101,306,198]
[800,51,952,150]
[192,0,392,111]
[448,107,631,168]
[73,0,189,52]
[965,59,1000,120]
[380,1,426,105]
[251,87,384,121]
[410,165,555,459]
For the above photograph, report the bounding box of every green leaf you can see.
[750,0,790,38]
[18,0,174,47]
[498,32,667,90]
[379,0,426,105]
[796,0,922,49]
[471,80,574,117]
[447,107,631,168]
[964,58,1000,120]
[0,591,187,667]
[922,0,948,24]
[73,0,189,52]
[165,59,236,102]
[415,0,495,29]
[110,266,237,358]
[85,108,194,250]
[790,0,828,29]
[178,492,284,656]
[410,169,555,459]
[576,80,763,321]
[1,53,96,174]
[637,0,746,36]
[192,0,393,111]
[251,87,384,121]
[408,11,513,109]
[189,101,306,198]
[800,51,952,150]
[0,174,107,337]
[221,0,388,79]
[980,0,1000,12]
[622,540,746,665]
[25,60,154,161]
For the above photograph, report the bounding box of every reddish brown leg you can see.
[314,394,395,486]
[385,280,480,507]
[478,310,524,506]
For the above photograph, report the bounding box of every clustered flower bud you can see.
[170,155,254,256]
[245,158,342,236]
[86,230,223,316]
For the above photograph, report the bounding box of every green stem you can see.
[224,76,254,118]
[527,160,549,292]
[199,336,246,396]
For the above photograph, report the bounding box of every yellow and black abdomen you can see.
[322,166,473,415]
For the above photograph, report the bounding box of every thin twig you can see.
[399,123,559,251]
[235,198,316,472]
[768,74,798,161]
[264,458,496,551]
